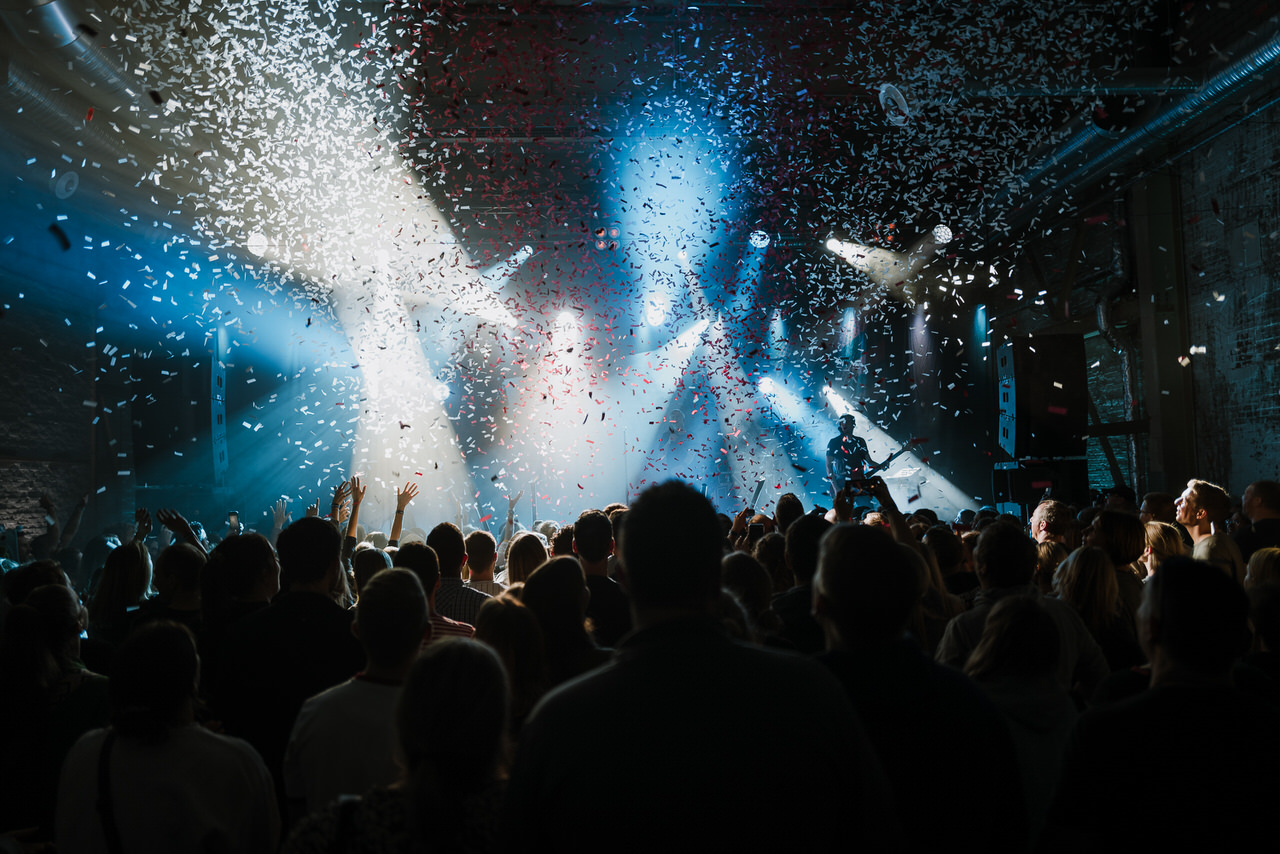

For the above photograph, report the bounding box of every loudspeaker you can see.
[996,335,1087,459]
[992,459,1090,510]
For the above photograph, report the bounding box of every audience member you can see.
[427,522,491,625]
[0,583,108,840]
[135,543,205,634]
[1045,559,1279,851]
[814,523,1026,853]
[1177,479,1247,583]
[752,531,793,595]
[1235,480,1280,562]
[502,480,895,852]
[394,541,475,643]
[55,621,279,853]
[521,556,611,687]
[964,595,1078,845]
[936,522,1108,698]
[464,530,506,596]
[770,513,832,654]
[283,569,428,818]
[283,639,509,854]
[1082,509,1147,625]
[504,531,548,586]
[571,509,631,647]
[1029,499,1072,544]
[1053,547,1144,671]
[219,517,365,806]
[473,596,548,737]
[1245,546,1280,590]
[1141,521,1188,581]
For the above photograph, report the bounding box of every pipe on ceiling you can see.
[976,30,1280,235]
[0,0,141,109]
[0,52,130,158]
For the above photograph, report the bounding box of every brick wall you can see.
[1178,109,1280,494]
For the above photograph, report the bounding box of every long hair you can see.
[964,595,1060,683]
[88,540,151,627]
[1054,547,1121,637]
[398,639,509,852]
[505,532,549,585]
[1144,522,1188,577]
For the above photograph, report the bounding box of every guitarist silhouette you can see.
[826,414,880,501]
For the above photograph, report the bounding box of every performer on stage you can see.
[826,414,882,501]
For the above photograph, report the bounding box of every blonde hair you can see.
[1144,521,1187,576]
[1246,547,1280,591]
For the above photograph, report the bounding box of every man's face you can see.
[1242,486,1258,522]
[1138,501,1155,525]
[1028,508,1047,542]
[1174,488,1197,527]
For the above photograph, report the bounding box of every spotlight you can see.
[749,230,770,249]
[931,224,953,245]
[246,231,269,256]
[646,296,669,327]
[825,237,841,253]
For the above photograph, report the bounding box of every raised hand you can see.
[396,482,419,512]
[273,498,290,529]
[156,508,196,543]
[305,500,319,518]
[134,507,153,541]
[508,490,523,511]
[349,475,366,507]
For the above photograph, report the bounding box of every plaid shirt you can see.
[434,578,492,626]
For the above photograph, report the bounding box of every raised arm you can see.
[155,508,206,555]
[389,482,418,546]
[501,490,523,545]
[329,480,352,532]
[270,499,290,547]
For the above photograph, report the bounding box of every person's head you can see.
[473,597,547,725]
[784,513,833,587]
[1176,479,1233,531]
[352,546,394,597]
[1036,541,1068,578]
[838,413,857,437]
[276,516,341,588]
[394,542,441,600]
[573,510,614,564]
[396,638,509,793]
[505,532,549,585]
[774,493,804,535]
[1245,547,1280,591]
[619,480,722,615]
[0,583,86,693]
[521,556,590,645]
[753,531,792,594]
[813,523,918,648]
[973,521,1037,589]
[465,530,498,578]
[1143,521,1187,576]
[109,620,200,742]
[720,551,774,620]
[1104,485,1138,515]
[354,568,428,670]
[963,595,1060,683]
[1139,492,1176,525]
[1029,499,1072,543]
[1138,557,1250,675]
[202,533,279,617]
[153,543,206,599]
[1084,509,1146,567]
[89,540,152,623]
[922,527,965,572]
[2,560,72,607]
[1054,547,1120,634]
[426,523,467,579]
[1243,481,1280,522]
[550,524,575,557]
